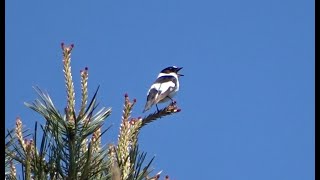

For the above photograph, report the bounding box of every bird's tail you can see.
[143,101,153,113]
[143,88,158,113]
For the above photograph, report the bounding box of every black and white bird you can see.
[143,66,183,113]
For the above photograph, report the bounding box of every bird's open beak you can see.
[177,67,184,76]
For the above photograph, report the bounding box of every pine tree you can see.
[5,43,180,180]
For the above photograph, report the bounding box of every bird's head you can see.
[160,66,184,77]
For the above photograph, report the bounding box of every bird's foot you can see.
[156,104,160,113]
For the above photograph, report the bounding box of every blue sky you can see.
[6,0,314,179]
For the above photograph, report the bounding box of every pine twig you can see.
[141,101,181,128]
[62,43,76,123]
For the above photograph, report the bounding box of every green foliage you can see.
[5,43,180,180]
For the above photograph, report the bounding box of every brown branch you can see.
[141,102,181,128]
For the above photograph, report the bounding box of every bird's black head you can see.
[160,66,184,76]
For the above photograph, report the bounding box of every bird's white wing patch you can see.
[151,81,175,93]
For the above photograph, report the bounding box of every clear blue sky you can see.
[5,0,314,179]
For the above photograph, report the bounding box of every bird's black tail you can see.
[143,88,158,113]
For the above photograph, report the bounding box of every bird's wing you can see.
[156,83,176,103]
[153,76,177,104]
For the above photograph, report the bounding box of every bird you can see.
[143,66,183,113]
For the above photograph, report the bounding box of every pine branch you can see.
[62,43,76,123]
[141,101,181,128]
[79,67,89,118]
[117,93,138,179]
